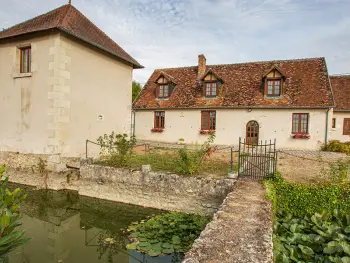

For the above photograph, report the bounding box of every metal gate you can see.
[238,137,277,180]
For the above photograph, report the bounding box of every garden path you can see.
[183,180,273,263]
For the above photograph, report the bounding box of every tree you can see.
[132,81,142,102]
[0,165,29,261]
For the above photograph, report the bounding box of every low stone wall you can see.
[79,164,235,215]
[183,180,273,263]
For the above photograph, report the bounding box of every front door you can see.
[246,121,259,145]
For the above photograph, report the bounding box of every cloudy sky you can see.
[1,0,349,83]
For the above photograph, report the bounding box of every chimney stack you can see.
[198,54,206,78]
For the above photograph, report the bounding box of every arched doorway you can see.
[246,121,259,145]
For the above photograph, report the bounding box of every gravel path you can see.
[183,180,273,263]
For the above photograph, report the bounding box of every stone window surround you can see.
[13,43,32,79]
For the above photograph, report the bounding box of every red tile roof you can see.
[330,75,350,111]
[134,57,334,109]
[0,4,142,68]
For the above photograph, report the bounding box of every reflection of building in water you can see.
[8,187,163,263]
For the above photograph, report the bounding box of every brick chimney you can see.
[198,54,206,78]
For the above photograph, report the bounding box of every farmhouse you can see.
[329,75,350,142]
[133,55,346,149]
[0,3,142,157]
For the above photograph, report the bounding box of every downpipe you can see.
[325,108,331,145]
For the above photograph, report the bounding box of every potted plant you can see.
[151,128,164,133]
[292,133,310,139]
[199,130,216,135]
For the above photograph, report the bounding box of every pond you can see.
[8,184,184,263]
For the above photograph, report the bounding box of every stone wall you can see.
[79,164,235,215]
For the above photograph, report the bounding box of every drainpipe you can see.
[325,108,331,145]
[131,110,136,137]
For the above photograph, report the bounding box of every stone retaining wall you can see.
[79,164,235,215]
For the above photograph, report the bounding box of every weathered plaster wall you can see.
[58,34,133,157]
[79,164,235,215]
[134,108,328,149]
[0,32,133,157]
[0,33,56,154]
[330,112,350,142]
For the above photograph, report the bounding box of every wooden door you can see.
[246,121,259,145]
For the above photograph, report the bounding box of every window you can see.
[201,111,216,130]
[158,85,169,98]
[20,47,31,73]
[154,111,165,128]
[343,118,350,135]
[205,82,217,97]
[332,118,336,129]
[292,113,309,134]
[267,80,281,96]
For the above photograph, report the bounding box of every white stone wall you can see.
[0,33,54,154]
[330,112,350,142]
[0,32,133,157]
[134,108,329,149]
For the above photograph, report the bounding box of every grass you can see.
[95,148,236,178]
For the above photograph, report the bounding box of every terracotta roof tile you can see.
[134,57,334,109]
[330,75,350,111]
[0,4,142,68]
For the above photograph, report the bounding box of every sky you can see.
[1,0,349,84]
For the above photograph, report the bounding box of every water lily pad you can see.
[126,243,137,250]
[148,250,162,257]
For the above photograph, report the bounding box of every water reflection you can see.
[7,184,183,263]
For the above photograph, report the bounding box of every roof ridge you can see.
[57,4,71,27]
[62,5,136,64]
[0,4,68,34]
[155,57,325,71]
[330,74,350,77]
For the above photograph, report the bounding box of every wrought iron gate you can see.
[238,137,277,180]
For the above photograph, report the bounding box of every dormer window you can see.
[205,82,217,97]
[159,84,169,98]
[201,69,223,98]
[263,66,285,98]
[155,72,176,99]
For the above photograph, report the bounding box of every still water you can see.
[8,184,184,263]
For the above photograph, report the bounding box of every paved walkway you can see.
[183,180,273,263]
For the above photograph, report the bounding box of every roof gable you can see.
[0,4,142,68]
[134,58,334,109]
[201,69,224,83]
[262,65,286,79]
[330,75,350,111]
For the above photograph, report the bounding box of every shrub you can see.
[175,132,216,175]
[126,212,209,257]
[0,165,29,259]
[274,210,350,262]
[265,173,350,217]
[323,140,350,155]
[97,132,136,165]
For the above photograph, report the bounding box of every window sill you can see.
[156,98,169,101]
[200,130,216,135]
[264,95,282,99]
[202,96,218,100]
[291,134,310,140]
[13,73,32,79]
[151,128,164,133]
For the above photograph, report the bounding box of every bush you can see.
[274,210,350,262]
[265,173,350,217]
[323,140,350,155]
[97,132,136,165]
[126,212,209,257]
[0,165,29,259]
[175,132,216,175]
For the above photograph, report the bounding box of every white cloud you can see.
[1,0,349,83]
